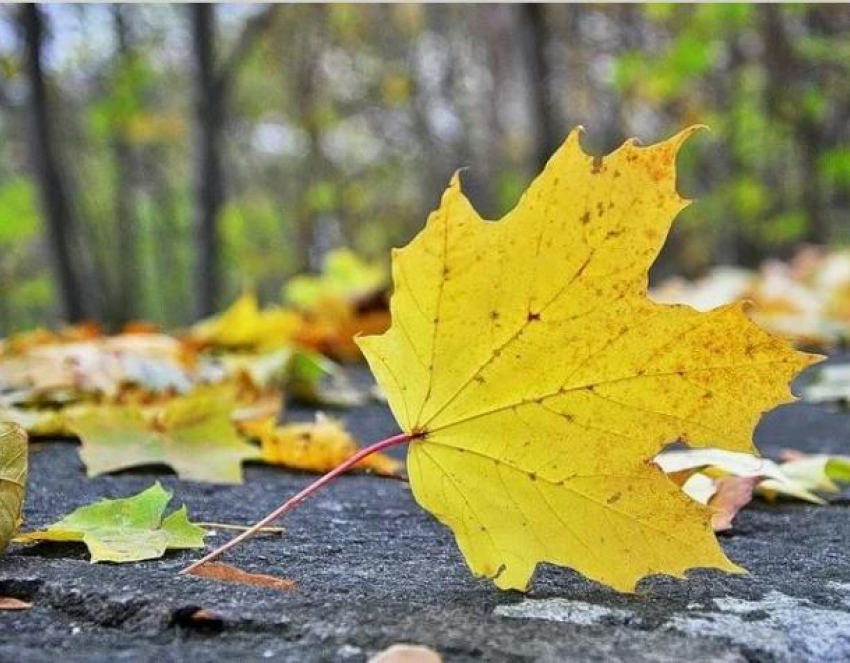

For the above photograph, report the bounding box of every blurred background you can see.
[0,3,847,335]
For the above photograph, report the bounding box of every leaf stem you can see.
[196,523,285,535]
[179,431,413,574]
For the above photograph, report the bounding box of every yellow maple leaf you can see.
[71,391,260,484]
[245,415,401,477]
[189,291,301,351]
[0,422,27,554]
[357,127,819,592]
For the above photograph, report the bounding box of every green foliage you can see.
[0,178,39,246]
[0,4,845,331]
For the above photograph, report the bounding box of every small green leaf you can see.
[16,482,206,563]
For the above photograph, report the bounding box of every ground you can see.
[2,359,850,663]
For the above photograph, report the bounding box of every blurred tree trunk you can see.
[190,4,224,318]
[190,5,278,316]
[517,4,558,171]
[294,54,319,272]
[19,4,87,322]
[112,5,139,324]
[762,5,828,245]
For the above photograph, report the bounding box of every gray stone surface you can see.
[2,359,850,662]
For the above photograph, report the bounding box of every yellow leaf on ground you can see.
[246,415,401,476]
[189,291,301,351]
[358,127,818,592]
[0,422,27,554]
[70,392,260,484]
[286,248,390,361]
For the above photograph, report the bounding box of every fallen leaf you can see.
[189,291,301,351]
[286,350,368,407]
[187,561,295,591]
[652,247,850,349]
[0,403,71,437]
[0,597,32,611]
[777,453,850,493]
[0,323,102,356]
[70,391,260,484]
[358,127,817,592]
[287,249,390,361]
[368,644,442,663]
[15,482,206,563]
[285,248,387,309]
[0,333,194,402]
[708,476,759,532]
[246,414,401,477]
[655,449,825,504]
[0,422,27,554]
[680,474,758,532]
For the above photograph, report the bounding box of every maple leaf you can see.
[70,392,260,484]
[16,482,206,563]
[0,422,27,554]
[245,414,401,476]
[286,248,391,361]
[189,291,301,351]
[357,127,819,592]
[285,248,386,308]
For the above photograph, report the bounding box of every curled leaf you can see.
[655,448,825,504]
[0,422,27,554]
[680,474,759,532]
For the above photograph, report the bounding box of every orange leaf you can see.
[187,562,295,591]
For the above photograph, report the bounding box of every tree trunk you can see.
[190,4,225,318]
[761,5,828,245]
[19,4,87,322]
[112,5,140,324]
[517,4,559,171]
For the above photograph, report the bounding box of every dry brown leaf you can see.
[0,597,32,611]
[187,562,295,591]
[708,475,759,532]
[368,644,442,663]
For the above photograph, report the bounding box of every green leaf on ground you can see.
[15,482,206,563]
